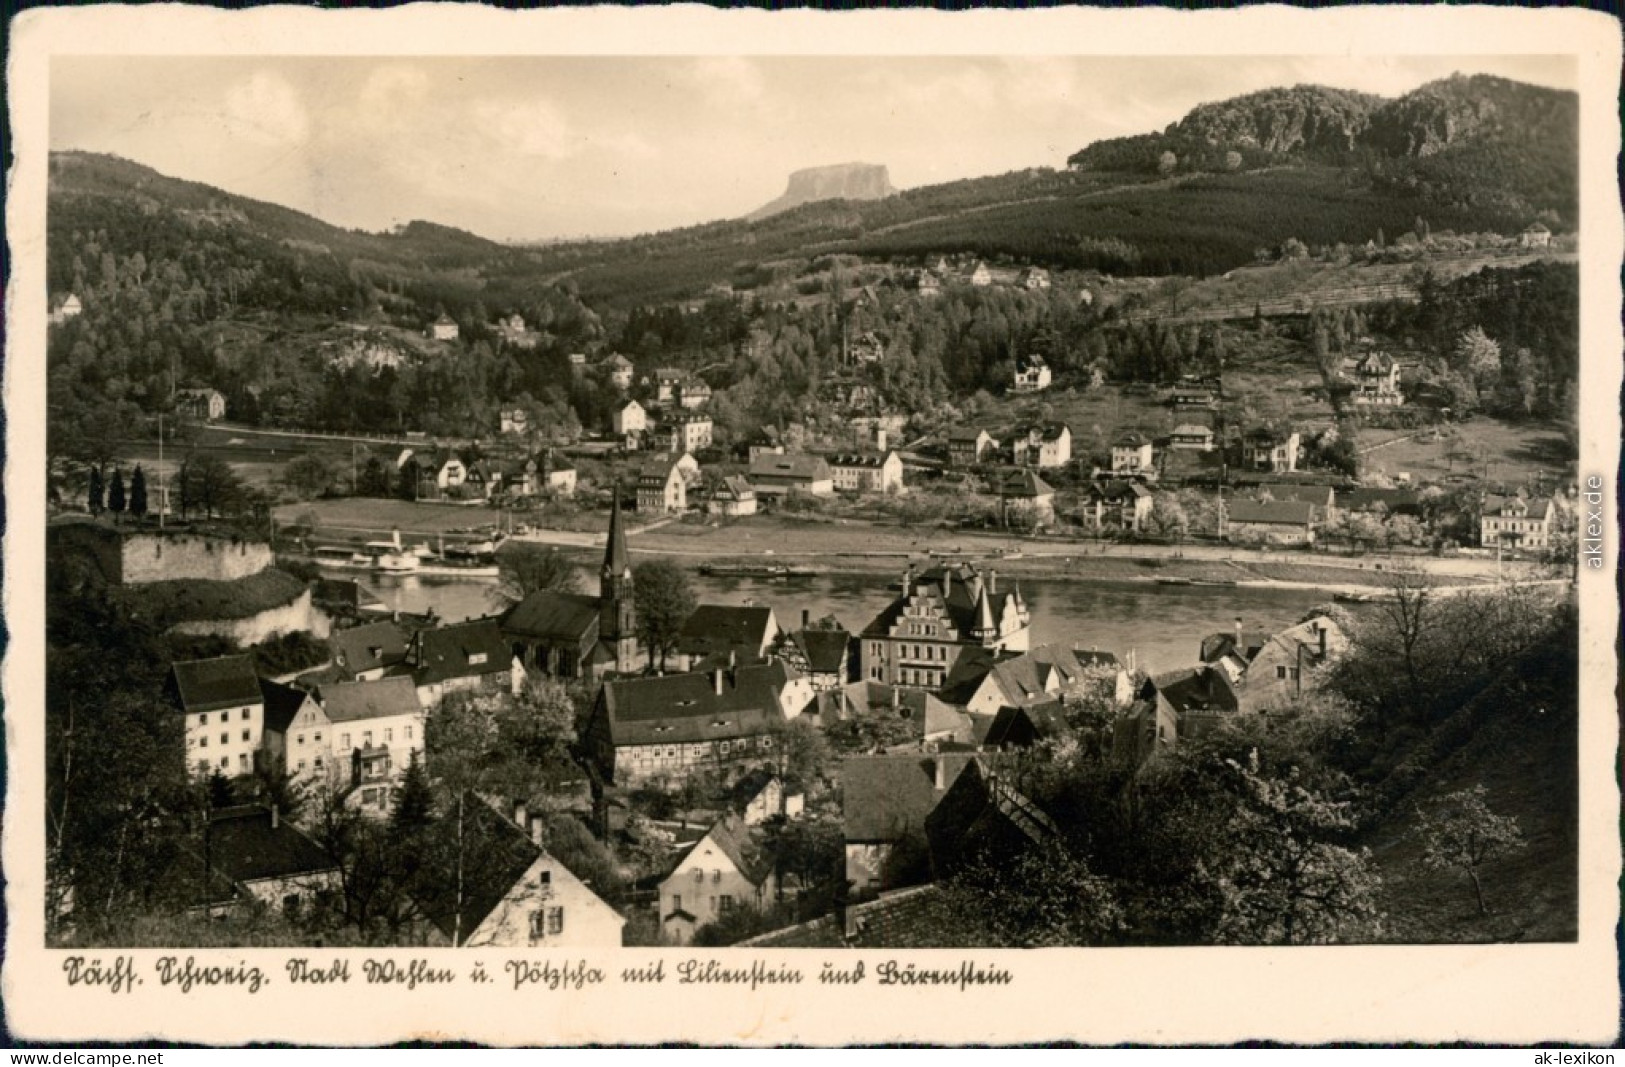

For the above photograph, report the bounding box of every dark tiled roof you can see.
[329,620,411,676]
[600,661,794,747]
[412,619,511,685]
[412,796,541,942]
[676,812,773,887]
[842,884,981,947]
[206,806,336,884]
[947,426,991,442]
[677,605,776,657]
[1226,499,1316,525]
[317,676,422,723]
[1149,666,1239,714]
[1249,485,1335,507]
[789,629,851,674]
[738,914,845,947]
[261,679,314,735]
[1199,630,1271,664]
[841,754,969,843]
[502,590,601,642]
[826,451,894,469]
[749,453,832,481]
[171,655,261,714]
[1086,479,1151,502]
[860,563,1021,641]
[1340,487,1420,513]
[983,701,1069,747]
[996,469,1054,499]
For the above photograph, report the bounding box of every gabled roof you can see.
[946,426,993,442]
[842,754,957,843]
[171,655,262,714]
[1198,629,1272,665]
[1170,423,1214,437]
[599,660,796,747]
[502,589,601,642]
[411,796,544,942]
[1086,479,1153,502]
[604,353,634,369]
[1244,426,1297,444]
[788,629,851,674]
[678,605,776,656]
[1340,487,1420,513]
[1149,665,1239,714]
[204,806,336,884]
[1113,430,1152,448]
[1226,499,1316,525]
[860,562,1024,641]
[261,679,316,735]
[826,450,895,469]
[748,453,832,481]
[982,701,1070,747]
[673,812,774,887]
[317,676,422,724]
[945,643,1121,709]
[329,620,412,676]
[1485,493,1552,520]
[715,475,756,500]
[996,469,1054,499]
[1017,421,1070,443]
[412,619,512,684]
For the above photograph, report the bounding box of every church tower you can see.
[599,487,639,672]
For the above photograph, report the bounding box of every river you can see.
[346,570,1339,676]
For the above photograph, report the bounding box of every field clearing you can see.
[1357,417,1570,487]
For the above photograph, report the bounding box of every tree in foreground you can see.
[1211,751,1383,945]
[489,543,579,608]
[107,468,126,520]
[633,559,696,672]
[1416,785,1526,916]
[129,465,149,520]
[936,842,1124,947]
[87,465,104,515]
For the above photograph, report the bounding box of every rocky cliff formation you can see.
[747,163,895,221]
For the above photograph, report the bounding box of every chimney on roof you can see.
[530,815,546,847]
[891,686,901,710]
[1318,622,1327,658]
[391,527,402,551]
[989,569,997,594]
[934,755,949,791]
[942,567,953,599]
[514,801,528,832]
[802,609,810,630]
[1234,617,1243,646]
[876,428,889,452]
[271,804,280,831]
[713,668,725,695]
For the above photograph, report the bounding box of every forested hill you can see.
[48,71,1574,310]
[1067,75,1577,227]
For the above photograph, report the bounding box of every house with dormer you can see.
[1010,422,1072,469]
[1012,355,1052,393]
[413,796,625,948]
[169,654,264,781]
[408,618,524,708]
[584,659,808,785]
[658,813,776,945]
[859,562,1030,690]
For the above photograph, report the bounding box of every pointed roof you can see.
[973,584,997,635]
[604,488,631,577]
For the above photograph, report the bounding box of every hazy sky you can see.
[51,55,1576,242]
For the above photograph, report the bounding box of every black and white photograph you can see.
[7,3,1620,1047]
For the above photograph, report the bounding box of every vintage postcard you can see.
[5,3,1620,1047]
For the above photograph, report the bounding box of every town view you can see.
[44,58,1581,950]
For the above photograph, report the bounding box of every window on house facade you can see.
[242,730,251,742]
[200,736,208,748]
[530,911,545,940]
[242,708,251,720]
[220,733,229,745]
[219,756,229,769]
[198,714,207,727]
[239,755,249,771]
[547,907,564,935]
[385,728,394,743]
[719,895,735,913]
[404,726,412,740]
[363,731,374,747]
[1276,666,1288,679]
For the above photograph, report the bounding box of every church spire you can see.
[603,484,630,581]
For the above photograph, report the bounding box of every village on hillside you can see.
[42,64,1585,952]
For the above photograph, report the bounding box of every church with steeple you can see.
[858,560,1030,690]
[499,489,640,680]
[597,489,640,673]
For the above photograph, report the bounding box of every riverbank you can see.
[276,500,1547,593]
